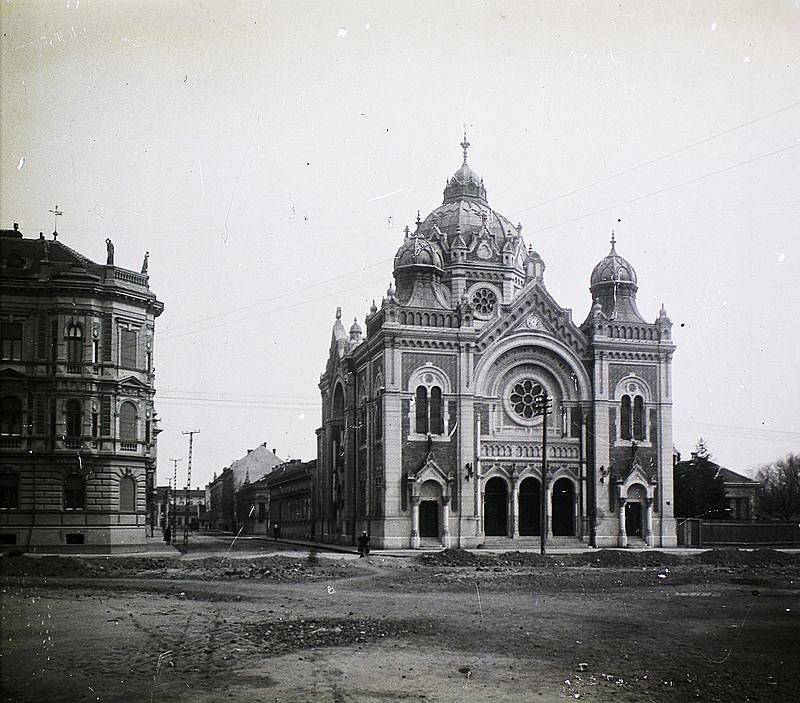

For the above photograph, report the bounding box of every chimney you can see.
[247,448,253,454]
[272,448,276,455]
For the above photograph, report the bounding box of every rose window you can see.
[471,287,497,316]
[509,379,544,419]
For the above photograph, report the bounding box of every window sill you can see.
[406,433,450,443]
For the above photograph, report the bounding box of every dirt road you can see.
[2,545,798,702]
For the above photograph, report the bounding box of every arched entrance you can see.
[518,477,541,536]
[552,477,575,536]
[484,477,508,536]
[419,480,441,539]
[625,484,646,538]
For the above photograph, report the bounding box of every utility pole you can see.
[169,458,182,542]
[182,430,200,552]
[535,391,553,555]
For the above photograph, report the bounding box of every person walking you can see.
[357,530,370,558]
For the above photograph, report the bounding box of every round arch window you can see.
[509,379,544,420]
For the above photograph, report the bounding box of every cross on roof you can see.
[460,125,470,163]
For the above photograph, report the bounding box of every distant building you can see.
[674,451,759,520]
[237,459,315,539]
[205,443,282,531]
[0,223,163,551]
[153,485,206,532]
[316,139,677,549]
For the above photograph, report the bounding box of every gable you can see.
[476,281,587,356]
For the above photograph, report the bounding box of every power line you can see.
[528,141,800,235]
[510,97,800,218]
[156,276,387,342]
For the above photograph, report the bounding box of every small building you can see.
[205,443,282,532]
[0,223,163,552]
[674,452,759,520]
[153,485,206,532]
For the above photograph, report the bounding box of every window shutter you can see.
[34,396,45,434]
[120,330,137,368]
[37,316,47,360]
[101,396,112,436]
[102,314,112,361]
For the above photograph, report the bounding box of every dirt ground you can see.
[2,539,799,702]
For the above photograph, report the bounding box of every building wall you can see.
[0,228,163,552]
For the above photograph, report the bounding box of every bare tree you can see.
[756,454,800,521]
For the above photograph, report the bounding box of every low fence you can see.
[677,519,800,547]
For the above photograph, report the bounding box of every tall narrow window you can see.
[570,407,582,438]
[92,339,100,363]
[0,473,20,509]
[1,322,23,361]
[633,396,645,441]
[65,399,82,439]
[64,474,85,510]
[620,395,632,440]
[66,325,83,372]
[119,475,136,512]
[415,386,428,434]
[429,387,443,435]
[100,396,112,436]
[374,392,383,440]
[119,403,137,443]
[120,329,137,368]
[0,397,23,436]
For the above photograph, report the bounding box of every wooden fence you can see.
[677,519,800,547]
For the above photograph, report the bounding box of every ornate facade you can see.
[0,224,163,551]
[316,139,677,549]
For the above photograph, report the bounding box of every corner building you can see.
[317,141,677,549]
[0,224,163,551]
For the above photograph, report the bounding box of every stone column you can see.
[545,481,553,539]
[475,469,484,537]
[441,496,451,549]
[511,478,520,538]
[618,497,628,547]
[645,497,654,547]
[410,496,420,549]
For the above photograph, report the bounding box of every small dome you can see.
[590,234,637,289]
[394,232,444,272]
[349,317,362,335]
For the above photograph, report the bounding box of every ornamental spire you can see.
[610,229,617,251]
[460,125,470,164]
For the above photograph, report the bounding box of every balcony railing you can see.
[64,437,84,449]
[120,441,137,451]
[0,436,23,449]
[66,363,82,374]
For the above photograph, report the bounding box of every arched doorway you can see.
[484,477,508,536]
[518,477,541,536]
[552,477,575,536]
[419,480,441,539]
[625,484,646,538]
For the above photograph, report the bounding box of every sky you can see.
[1,0,799,488]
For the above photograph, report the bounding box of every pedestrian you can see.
[357,530,370,558]
[273,523,280,540]
[163,525,171,544]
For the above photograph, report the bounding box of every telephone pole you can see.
[182,430,200,552]
[535,391,553,555]
[169,458,182,541]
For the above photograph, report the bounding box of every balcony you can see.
[64,437,84,449]
[66,363,82,374]
[0,436,23,449]
[120,441,137,451]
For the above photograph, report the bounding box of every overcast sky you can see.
[2,1,798,488]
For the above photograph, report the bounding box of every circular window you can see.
[471,287,497,316]
[509,379,544,419]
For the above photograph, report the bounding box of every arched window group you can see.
[620,395,645,441]
[414,385,443,435]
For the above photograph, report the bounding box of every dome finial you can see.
[610,229,617,249]
[460,125,470,164]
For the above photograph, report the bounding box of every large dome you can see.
[590,235,638,289]
[413,136,524,265]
